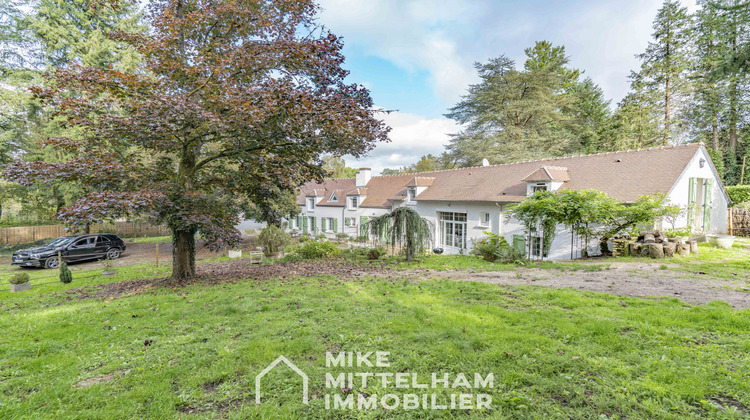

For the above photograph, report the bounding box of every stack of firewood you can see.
[627,230,698,259]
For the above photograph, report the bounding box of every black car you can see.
[12,234,126,269]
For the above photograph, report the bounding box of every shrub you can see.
[367,247,387,260]
[336,232,349,241]
[257,225,292,257]
[727,185,750,207]
[315,233,327,240]
[664,227,691,238]
[288,240,341,259]
[298,234,312,243]
[9,273,30,285]
[59,262,73,284]
[470,232,509,262]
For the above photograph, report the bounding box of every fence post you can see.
[155,242,159,268]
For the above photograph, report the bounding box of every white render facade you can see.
[293,144,730,260]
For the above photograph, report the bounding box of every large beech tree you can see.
[4,0,389,278]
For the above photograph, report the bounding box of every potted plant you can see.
[9,273,31,292]
[102,259,117,277]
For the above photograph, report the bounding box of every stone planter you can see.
[706,234,736,249]
[102,270,117,277]
[228,250,242,259]
[10,282,31,292]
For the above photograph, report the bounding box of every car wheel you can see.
[44,257,60,269]
[106,248,122,260]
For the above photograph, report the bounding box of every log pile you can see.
[627,230,698,259]
[731,208,750,237]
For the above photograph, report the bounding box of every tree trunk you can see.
[172,228,196,279]
[664,73,670,144]
[648,243,664,259]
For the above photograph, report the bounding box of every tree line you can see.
[384,1,750,186]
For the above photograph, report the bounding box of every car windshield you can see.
[45,237,77,248]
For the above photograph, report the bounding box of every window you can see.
[439,212,467,249]
[73,237,96,249]
[407,187,417,202]
[531,183,548,193]
[530,236,548,258]
[349,196,359,209]
[330,192,338,202]
[479,212,490,227]
[328,218,335,232]
[307,197,316,211]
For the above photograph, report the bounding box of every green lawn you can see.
[1,267,749,418]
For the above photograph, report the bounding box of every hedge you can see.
[727,185,750,206]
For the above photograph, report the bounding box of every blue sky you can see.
[317,0,699,174]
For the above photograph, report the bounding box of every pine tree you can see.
[635,0,692,144]
[445,42,604,165]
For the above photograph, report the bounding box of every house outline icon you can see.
[255,355,309,405]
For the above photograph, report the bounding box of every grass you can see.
[609,238,750,280]
[1,268,749,418]
[350,253,609,273]
[127,235,173,244]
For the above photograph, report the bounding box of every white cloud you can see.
[318,0,480,103]
[345,111,460,175]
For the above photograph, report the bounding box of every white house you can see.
[292,143,729,260]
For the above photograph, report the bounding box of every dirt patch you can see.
[74,373,115,388]
[66,258,390,300]
[419,261,750,309]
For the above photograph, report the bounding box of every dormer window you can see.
[330,192,338,202]
[307,197,316,211]
[349,196,359,209]
[531,183,548,193]
[407,187,417,202]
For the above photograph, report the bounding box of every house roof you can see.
[521,166,570,182]
[297,143,710,207]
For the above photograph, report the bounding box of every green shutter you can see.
[302,217,308,233]
[321,217,327,232]
[360,216,369,238]
[345,217,351,227]
[332,218,338,233]
[312,217,317,233]
[381,219,391,244]
[687,177,697,228]
[703,178,713,231]
[513,235,526,257]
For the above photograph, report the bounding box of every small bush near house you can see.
[298,234,312,243]
[315,233,327,240]
[59,262,73,284]
[664,227,692,238]
[471,232,509,262]
[367,247,387,260]
[727,185,750,206]
[336,232,349,241]
[257,225,292,257]
[9,273,30,285]
[287,240,341,259]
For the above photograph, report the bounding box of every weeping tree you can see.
[368,207,432,261]
[506,190,562,261]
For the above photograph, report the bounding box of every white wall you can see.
[666,147,729,234]
[290,204,389,239]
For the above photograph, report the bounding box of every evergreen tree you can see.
[635,0,692,144]
[446,42,598,165]
[610,72,661,150]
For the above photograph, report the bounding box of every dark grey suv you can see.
[12,234,126,269]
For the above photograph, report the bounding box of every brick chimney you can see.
[355,168,371,187]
